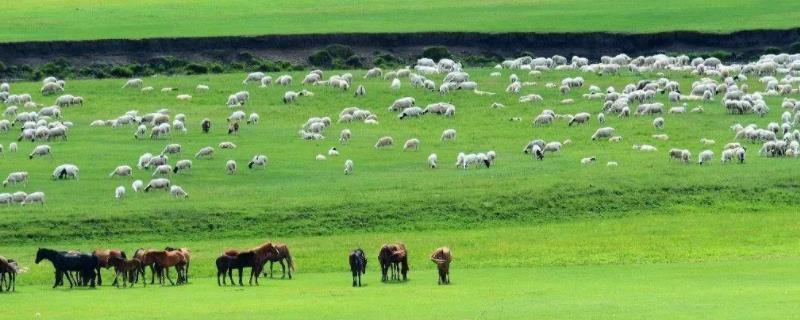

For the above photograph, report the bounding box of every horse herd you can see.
[0,242,453,292]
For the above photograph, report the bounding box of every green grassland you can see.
[1,66,799,318]
[2,210,800,319]
[0,68,797,242]
[1,0,799,42]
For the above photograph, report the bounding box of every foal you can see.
[348,249,367,287]
[108,256,143,288]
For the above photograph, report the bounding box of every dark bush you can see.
[186,63,209,75]
[421,46,452,61]
[763,46,782,55]
[209,63,225,73]
[110,66,134,78]
[237,51,258,63]
[373,53,403,67]
[344,55,363,68]
[791,42,800,53]
[707,50,734,61]
[325,44,355,59]
[308,50,333,67]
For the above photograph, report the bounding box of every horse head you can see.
[34,248,49,264]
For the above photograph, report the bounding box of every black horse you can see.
[349,249,367,287]
[216,251,259,286]
[35,248,99,288]
[0,258,18,292]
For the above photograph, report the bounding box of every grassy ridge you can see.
[1,0,799,42]
[0,69,799,242]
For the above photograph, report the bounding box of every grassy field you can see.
[1,65,799,318]
[2,210,800,319]
[0,68,798,242]
[1,0,799,42]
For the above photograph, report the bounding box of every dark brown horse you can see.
[107,256,143,288]
[133,248,158,285]
[261,243,295,279]
[378,243,408,282]
[430,247,452,285]
[0,256,17,292]
[348,249,367,287]
[93,249,126,286]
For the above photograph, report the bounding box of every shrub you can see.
[373,53,403,67]
[110,66,134,78]
[308,50,333,67]
[791,42,800,54]
[325,44,355,59]
[421,46,452,61]
[209,63,225,74]
[185,63,209,75]
[344,55,363,68]
[763,46,782,55]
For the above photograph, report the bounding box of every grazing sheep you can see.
[109,165,133,178]
[543,142,562,153]
[339,129,352,144]
[115,186,126,200]
[364,68,382,78]
[653,117,665,129]
[248,155,268,169]
[161,143,182,156]
[146,155,168,169]
[226,160,237,174]
[698,150,714,165]
[441,129,456,141]
[7,143,15,153]
[568,112,591,126]
[22,192,45,206]
[123,78,144,89]
[52,164,79,180]
[243,72,266,84]
[668,148,692,163]
[344,159,354,175]
[598,112,606,124]
[176,94,192,101]
[591,127,615,140]
[608,136,623,142]
[29,145,52,159]
[403,138,420,151]
[633,144,658,152]
[354,85,366,97]
[195,147,215,159]
[219,142,237,149]
[246,113,259,125]
[325,147,340,157]
[170,185,189,199]
[375,136,394,148]
[144,178,170,192]
[580,157,596,165]
[700,138,716,145]
[173,159,192,174]
[201,118,211,133]
[2,172,28,187]
[196,84,209,92]
[398,107,424,119]
[606,161,618,167]
[11,191,27,203]
[316,154,327,161]
[227,122,240,135]
[652,134,670,141]
[152,164,172,176]
[428,153,438,168]
[131,180,144,193]
[388,97,416,111]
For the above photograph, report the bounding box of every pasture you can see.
[3,210,800,319]
[1,0,800,42]
[0,68,798,241]
[2,60,800,319]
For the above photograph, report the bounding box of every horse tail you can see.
[285,249,295,271]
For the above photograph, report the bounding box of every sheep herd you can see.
[1,51,800,207]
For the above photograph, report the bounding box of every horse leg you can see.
[238,268,244,286]
[165,267,174,285]
[279,260,286,279]
[269,261,274,278]
[112,270,121,288]
[96,267,103,286]
[149,265,156,284]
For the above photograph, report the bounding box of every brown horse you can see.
[0,255,17,292]
[430,247,452,285]
[107,256,143,288]
[142,250,187,285]
[93,249,126,286]
[216,250,259,286]
[249,242,282,282]
[133,248,158,285]
[261,243,295,279]
[378,243,408,282]
[165,247,191,283]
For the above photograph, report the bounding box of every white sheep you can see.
[606,161,618,167]
[328,147,340,156]
[580,157,597,165]
[115,186,126,200]
[344,159,354,175]
[591,127,615,140]
[669,149,692,164]
[170,185,189,199]
[388,97,416,111]
[248,155,268,169]
[123,78,144,89]
[441,129,456,141]
[131,180,144,193]
[698,150,714,165]
[339,129,352,144]
[653,117,665,129]
[652,134,670,141]
[375,136,394,148]
[243,72,265,84]
[226,160,237,174]
[152,164,172,176]
[2,172,28,187]
[633,144,658,152]
[195,147,214,159]
[219,142,237,149]
[29,145,52,159]
[428,153,438,168]
[315,154,327,161]
[161,144,182,156]
[109,165,133,178]
[598,112,606,124]
[52,164,79,180]
[247,113,259,125]
[22,192,45,206]
[144,178,170,192]
[403,138,420,151]
[700,138,716,145]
